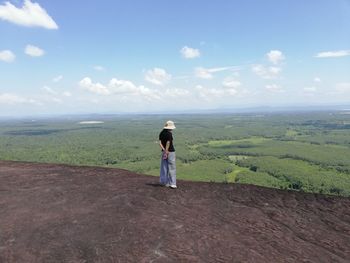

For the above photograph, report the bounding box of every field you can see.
[1,111,350,196]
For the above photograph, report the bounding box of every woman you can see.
[159,120,177,189]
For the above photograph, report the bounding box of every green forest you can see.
[1,111,350,196]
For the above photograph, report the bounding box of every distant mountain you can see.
[2,104,350,120]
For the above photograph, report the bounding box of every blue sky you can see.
[0,0,350,116]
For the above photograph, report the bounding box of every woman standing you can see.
[159,120,177,189]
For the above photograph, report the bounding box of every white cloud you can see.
[269,67,282,75]
[180,46,200,59]
[222,78,242,96]
[42,85,72,99]
[195,67,214,79]
[0,50,15,62]
[79,78,110,95]
[109,78,161,100]
[267,50,285,64]
[94,65,105,71]
[145,67,171,86]
[53,75,63,82]
[314,77,321,83]
[165,88,190,97]
[336,82,350,93]
[0,93,37,105]
[195,66,238,79]
[42,85,56,95]
[195,85,224,99]
[79,77,161,101]
[25,44,45,57]
[226,88,238,96]
[323,83,350,97]
[304,87,317,92]
[51,97,62,103]
[0,0,58,29]
[194,83,240,100]
[315,50,350,58]
[265,84,284,93]
[252,65,281,79]
[108,78,140,94]
[222,78,242,89]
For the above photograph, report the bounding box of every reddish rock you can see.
[0,161,349,262]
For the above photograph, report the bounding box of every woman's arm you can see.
[165,141,170,153]
[159,140,165,151]
[159,140,170,152]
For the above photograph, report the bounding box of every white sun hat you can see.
[164,120,176,129]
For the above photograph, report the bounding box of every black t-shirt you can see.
[159,129,175,152]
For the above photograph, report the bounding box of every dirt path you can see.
[0,160,349,262]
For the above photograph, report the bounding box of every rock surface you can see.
[0,160,349,262]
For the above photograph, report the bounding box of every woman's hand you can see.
[162,151,168,160]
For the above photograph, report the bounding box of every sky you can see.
[0,0,350,116]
